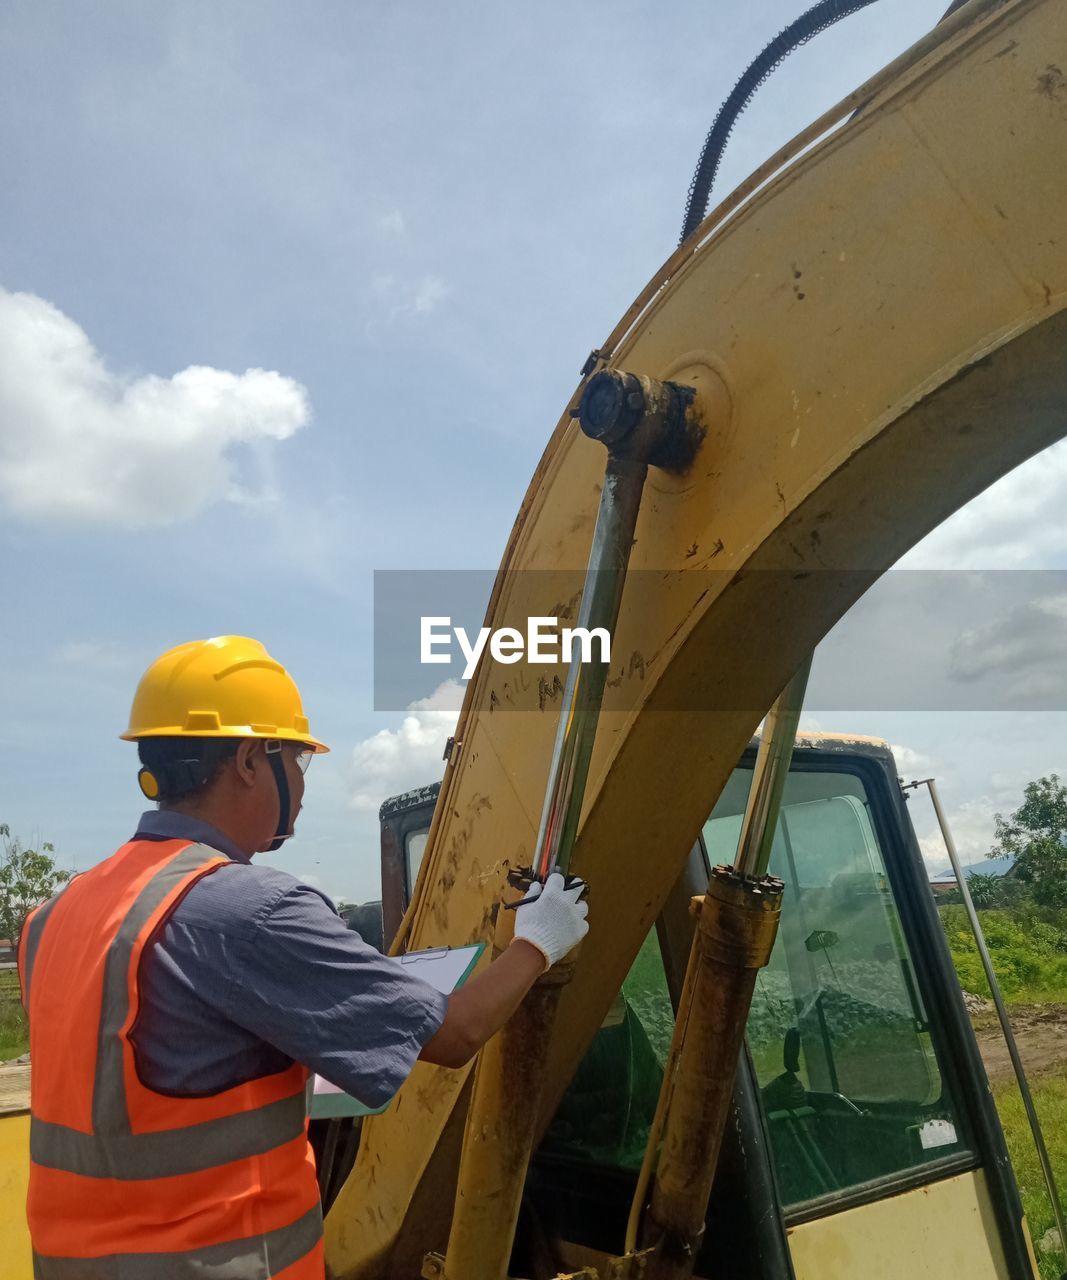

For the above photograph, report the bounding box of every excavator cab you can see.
[377,733,1035,1279]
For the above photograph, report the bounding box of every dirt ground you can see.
[974,1004,1067,1083]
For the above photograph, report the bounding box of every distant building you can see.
[928,853,1017,896]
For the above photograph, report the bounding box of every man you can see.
[20,635,588,1279]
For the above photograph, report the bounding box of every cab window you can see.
[706,766,970,1209]
[406,830,429,892]
[540,762,971,1219]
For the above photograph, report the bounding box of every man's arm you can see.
[420,939,544,1067]
[419,873,589,1068]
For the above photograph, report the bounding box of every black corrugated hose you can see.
[680,0,885,243]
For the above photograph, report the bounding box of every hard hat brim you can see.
[120,726,330,753]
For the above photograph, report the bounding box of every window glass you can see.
[405,831,429,891]
[540,763,969,1214]
[712,767,968,1208]
[540,930,670,1169]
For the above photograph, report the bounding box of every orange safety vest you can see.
[18,837,324,1279]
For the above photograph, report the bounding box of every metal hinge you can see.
[604,1249,655,1279]
[553,1249,654,1280]
[580,348,605,377]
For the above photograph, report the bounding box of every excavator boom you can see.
[324,0,1067,1274]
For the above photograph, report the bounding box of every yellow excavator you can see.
[348,733,1036,1280]
[320,0,1067,1276]
[1,0,1064,1276]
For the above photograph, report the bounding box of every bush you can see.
[0,970,27,1060]
[0,824,70,946]
[967,873,1003,908]
[939,905,1067,1002]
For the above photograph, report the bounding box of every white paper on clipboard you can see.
[395,942,485,995]
[310,943,485,1113]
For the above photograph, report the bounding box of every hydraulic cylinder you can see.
[642,866,783,1278]
[429,900,576,1280]
[431,368,705,1280]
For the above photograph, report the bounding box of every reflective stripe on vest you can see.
[26,838,322,1277]
[32,1205,324,1279]
[18,890,65,1007]
[30,1090,308,1178]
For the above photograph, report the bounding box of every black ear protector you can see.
[264,740,292,852]
[135,753,223,803]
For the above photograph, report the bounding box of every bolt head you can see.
[576,370,643,445]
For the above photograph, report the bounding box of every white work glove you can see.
[512,872,589,970]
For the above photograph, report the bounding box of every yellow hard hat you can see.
[121,636,329,753]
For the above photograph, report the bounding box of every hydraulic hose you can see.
[681,0,884,243]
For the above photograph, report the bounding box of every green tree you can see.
[991,775,1067,908]
[966,871,1003,908]
[0,825,71,946]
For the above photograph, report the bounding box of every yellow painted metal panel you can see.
[787,1170,1035,1280]
[0,1114,32,1280]
[326,2,1067,1273]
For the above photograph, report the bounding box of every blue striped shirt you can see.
[131,810,447,1107]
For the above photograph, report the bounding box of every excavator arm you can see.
[326,0,1067,1274]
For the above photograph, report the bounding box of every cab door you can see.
[705,741,1037,1280]
[528,739,1036,1280]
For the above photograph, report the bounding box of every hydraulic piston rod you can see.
[533,370,702,882]
[627,662,809,1278]
[735,658,811,878]
[431,369,705,1280]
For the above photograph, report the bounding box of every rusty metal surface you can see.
[440,894,577,1280]
[440,978,567,1279]
[325,3,1067,1273]
[643,869,783,1277]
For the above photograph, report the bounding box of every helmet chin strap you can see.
[265,742,292,852]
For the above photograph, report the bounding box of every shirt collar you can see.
[134,810,252,864]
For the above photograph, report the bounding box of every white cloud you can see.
[0,287,310,527]
[349,680,462,813]
[915,795,999,873]
[902,440,1067,570]
[889,742,930,778]
[949,593,1067,701]
[410,275,448,314]
[296,871,347,908]
[378,210,406,235]
[368,273,449,321]
[51,640,130,672]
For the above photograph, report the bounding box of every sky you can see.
[1,0,1064,904]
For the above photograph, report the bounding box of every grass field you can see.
[0,969,26,1061]
[941,905,1067,1006]
[938,903,1067,1275]
[994,1068,1067,1279]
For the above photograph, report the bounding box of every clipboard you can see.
[310,942,487,1119]
[398,942,485,994]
